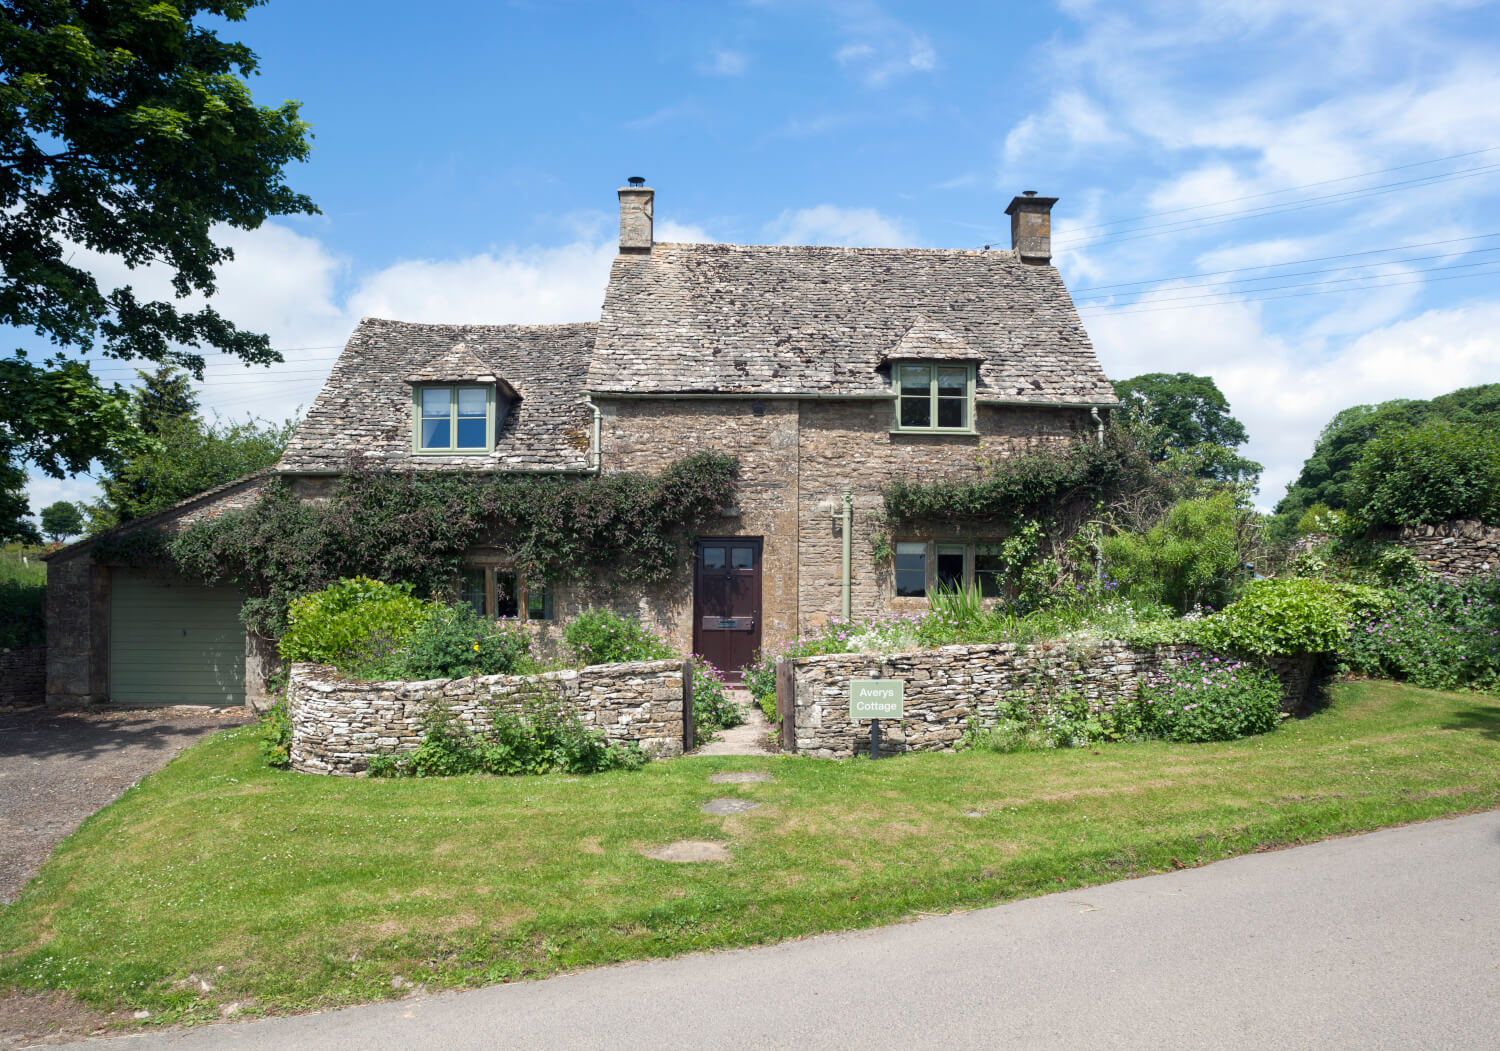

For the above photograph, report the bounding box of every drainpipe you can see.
[1090,406,1104,448]
[586,397,602,472]
[840,486,853,620]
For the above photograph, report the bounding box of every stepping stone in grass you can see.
[641,840,730,863]
[708,771,774,784]
[701,797,760,815]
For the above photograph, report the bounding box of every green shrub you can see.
[1194,577,1378,657]
[562,608,676,666]
[369,691,646,778]
[690,656,743,741]
[0,547,45,647]
[1132,655,1282,742]
[1348,418,1500,528]
[257,698,292,768]
[279,577,433,665]
[1102,491,1261,613]
[401,604,531,680]
[958,693,1136,752]
[1340,572,1500,690]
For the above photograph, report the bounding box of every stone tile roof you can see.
[278,318,596,473]
[589,243,1118,404]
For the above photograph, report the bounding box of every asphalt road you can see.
[59,810,1500,1050]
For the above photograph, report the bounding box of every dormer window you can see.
[417,385,493,452]
[895,362,974,432]
[405,343,517,456]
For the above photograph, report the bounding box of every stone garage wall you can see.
[289,658,688,775]
[783,641,1316,759]
[1390,520,1500,578]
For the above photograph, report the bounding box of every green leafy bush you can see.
[368,691,645,778]
[1347,418,1500,529]
[1193,577,1379,657]
[690,655,744,742]
[1340,572,1500,690]
[1102,491,1261,613]
[958,693,1137,752]
[401,604,530,679]
[0,547,45,647]
[1131,655,1282,742]
[257,699,292,768]
[562,608,676,666]
[278,577,434,665]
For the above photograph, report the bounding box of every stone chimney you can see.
[618,177,654,254]
[1004,191,1058,265]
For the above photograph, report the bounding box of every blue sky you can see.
[29,0,1500,514]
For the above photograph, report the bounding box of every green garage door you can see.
[109,568,245,706]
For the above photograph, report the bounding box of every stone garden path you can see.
[694,690,777,756]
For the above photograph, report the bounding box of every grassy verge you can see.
[2,679,1497,1028]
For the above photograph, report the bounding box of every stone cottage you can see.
[44,181,1117,706]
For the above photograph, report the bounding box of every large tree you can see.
[1272,383,1500,536]
[0,0,315,538]
[87,368,295,532]
[39,498,82,540]
[1111,372,1261,486]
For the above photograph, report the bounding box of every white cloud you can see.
[1003,90,1123,168]
[767,204,917,247]
[830,2,937,86]
[1087,295,1500,510]
[706,49,748,76]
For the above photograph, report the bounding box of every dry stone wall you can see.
[785,641,1314,759]
[1391,520,1500,578]
[0,646,45,707]
[289,658,687,775]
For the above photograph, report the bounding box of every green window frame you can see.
[893,362,975,433]
[460,566,555,622]
[413,385,495,454]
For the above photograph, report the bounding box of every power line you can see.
[1059,144,1500,237]
[1073,246,1500,306]
[1068,232,1500,294]
[1076,260,1500,316]
[1053,162,1500,250]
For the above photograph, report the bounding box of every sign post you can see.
[850,678,904,760]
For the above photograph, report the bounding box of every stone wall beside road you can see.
[288,658,688,775]
[785,641,1315,759]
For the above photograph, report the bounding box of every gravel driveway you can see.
[0,706,252,904]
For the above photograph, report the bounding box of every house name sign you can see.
[850,679,904,720]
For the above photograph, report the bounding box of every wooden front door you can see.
[692,538,763,681]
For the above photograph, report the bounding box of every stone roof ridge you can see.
[404,342,497,381]
[882,314,987,365]
[651,241,1022,260]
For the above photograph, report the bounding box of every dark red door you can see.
[692,538,763,681]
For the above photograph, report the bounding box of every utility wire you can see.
[1073,247,1500,305]
[1058,144,1500,237]
[1068,232,1500,293]
[1076,261,1500,316]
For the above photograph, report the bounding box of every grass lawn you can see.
[2,678,1498,1028]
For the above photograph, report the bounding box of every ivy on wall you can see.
[881,429,1165,533]
[155,452,737,635]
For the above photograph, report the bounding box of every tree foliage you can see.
[39,499,83,541]
[1273,383,1500,535]
[1111,372,1261,484]
[1101,490,1262,614]
[0,0,315,538]
[1346,418,1500,529]
[87,375,296,533]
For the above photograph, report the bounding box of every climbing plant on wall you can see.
[165,452,738,635]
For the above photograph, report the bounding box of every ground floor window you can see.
[460,566,554,621]
[894,539,1007,599]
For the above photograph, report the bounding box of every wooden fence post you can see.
[682,657,695,753]
[776,659,796,753]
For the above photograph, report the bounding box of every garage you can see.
[108,568,247,706]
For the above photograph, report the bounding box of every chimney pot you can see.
[617,179,654,254]
[1004,192,1058,265]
